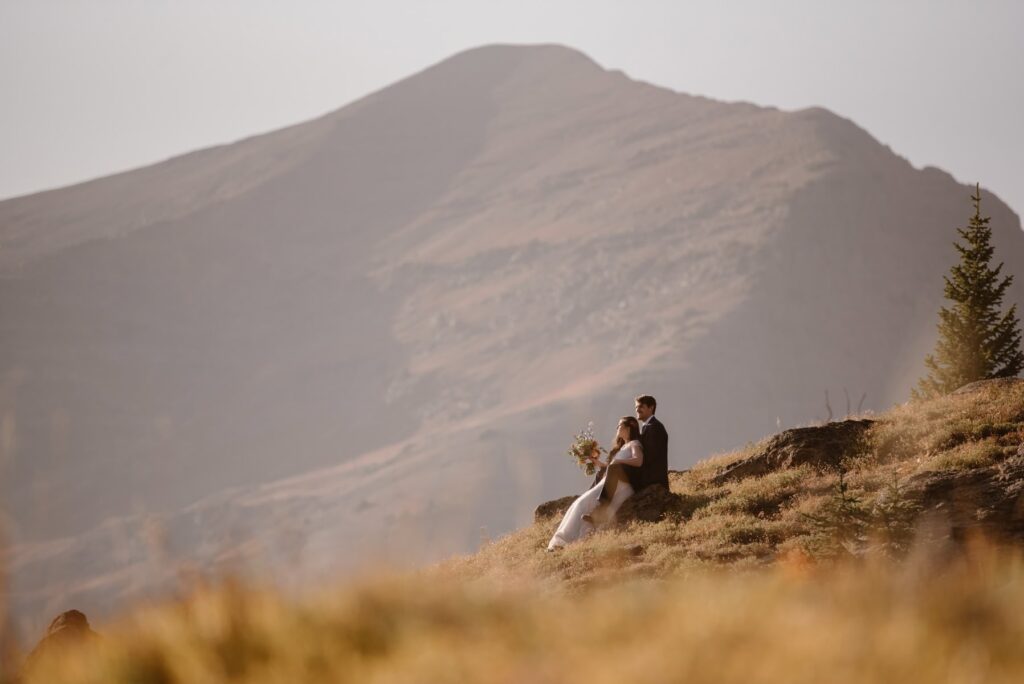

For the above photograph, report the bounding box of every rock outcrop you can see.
[534,495,578,522]
[952,377,1024,395]
[904,456,1024,541]
[614,484,693,523]
[534,471,695,525]
[710,419,875,485]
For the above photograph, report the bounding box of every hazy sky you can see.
[2,1,1022,216]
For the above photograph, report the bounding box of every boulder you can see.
[951,377,1024,395]
[903,456,1024,541]
[711,419,874,485]
[534,483,693,526]
[615,484,693,523]
[534,495,578,522]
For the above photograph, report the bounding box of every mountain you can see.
[2,44,1022,634]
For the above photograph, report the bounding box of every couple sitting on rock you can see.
[547,394,669,551]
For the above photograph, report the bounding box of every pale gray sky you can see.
[2,0,1022,215]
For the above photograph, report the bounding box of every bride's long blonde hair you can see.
[608,416,641,459]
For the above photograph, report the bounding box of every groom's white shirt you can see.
[639,416,654,433]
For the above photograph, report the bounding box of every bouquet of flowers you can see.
[567,421,604,476]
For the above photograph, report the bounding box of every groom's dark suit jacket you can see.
[593,416,670,498]
[635,416,669,490]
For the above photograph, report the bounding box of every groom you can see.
[632,394,670,490]
[592,394,670,499]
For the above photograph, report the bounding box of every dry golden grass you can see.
[870,380,1024,472]
[925,438,1004,471]
[684,439,767,486]
[443,380,1024,587]
[11,381,1024,683]
[697,466,812,517]
[17,541,1024,684]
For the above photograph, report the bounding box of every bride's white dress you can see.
[547,439,643,550]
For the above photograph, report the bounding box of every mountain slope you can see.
[441,378,1024,584]
[2,44,1023,634]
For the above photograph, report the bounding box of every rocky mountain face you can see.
[2,44,1023,635]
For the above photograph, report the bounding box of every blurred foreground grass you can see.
[14,539,1024,684]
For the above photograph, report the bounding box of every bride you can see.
[547,416,644,551]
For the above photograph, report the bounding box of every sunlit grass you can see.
[697,466,812,518]
[444,380,1024,587]
[925,438,1004,472]
[870,380,1024,470]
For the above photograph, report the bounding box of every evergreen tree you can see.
[914,183,1024,399]
[868,475,921,559]
[800,466,870,560]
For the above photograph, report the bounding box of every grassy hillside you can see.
[442,378,1024,586]
[10,378,1024,683]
